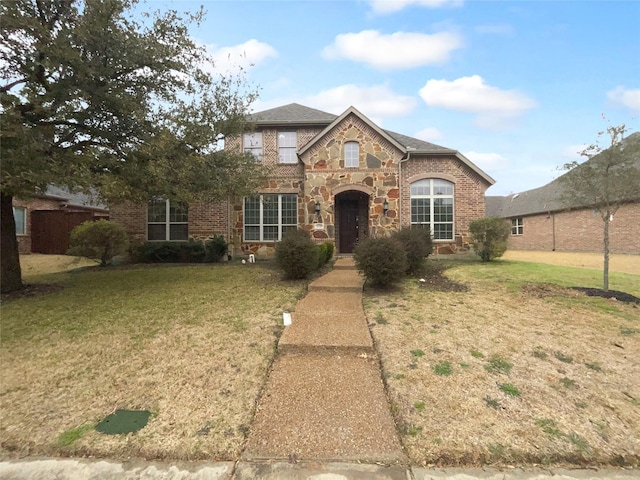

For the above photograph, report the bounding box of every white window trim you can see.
[410,179,455,241]
[147,199,188,241]
[278,131,298,164]
[511,217,523,236]
[13,206,27,236]
[243,132,263,162]
[344,141,359,168]
[243,194,298,242]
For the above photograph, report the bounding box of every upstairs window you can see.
[278,132,297,164]
[13,206,26,236]
[243,132,263,161]
[148,199,188,241]
[511,217,523,235]
[344,142,359,168]
[410,179,454,240]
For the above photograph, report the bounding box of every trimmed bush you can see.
[67,220,128,267]
[391,227,433,275]
[353,236,408,288]
[205,235,228,262]
[135,240,213,263]
[317,242,335,268]
[469,218,511,262]
[275,229,319,279]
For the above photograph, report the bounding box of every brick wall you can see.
[400,157,491,251]
[507,202,640,254]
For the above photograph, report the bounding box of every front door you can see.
[339,199,359,253]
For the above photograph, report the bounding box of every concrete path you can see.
[242,258,405,464]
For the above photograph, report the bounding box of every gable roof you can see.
[486,131,640,218]
[249,103,495,185]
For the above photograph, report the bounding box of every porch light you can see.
[383,199,389,216]
[315,201,321,221]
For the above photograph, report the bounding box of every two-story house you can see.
[111,103,495,257]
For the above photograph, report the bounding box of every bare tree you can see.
[560,125,640,291]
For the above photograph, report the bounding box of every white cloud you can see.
[415,127,444,142]
[303,84,418,124]
[419,75,537,129]
[463,151,510,171]
[368,0,463,14]
[607,86,640,112]
[202,39,278,73]
[323,30,463,69]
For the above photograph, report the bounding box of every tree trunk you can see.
[1,192,23,293]
[603,214,610,292]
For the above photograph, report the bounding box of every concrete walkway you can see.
[242,257,405,464]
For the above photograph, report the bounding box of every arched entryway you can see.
[335,190,370,253]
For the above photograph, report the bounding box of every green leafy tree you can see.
[469,218,510,262]
[67,219,128,266]
[559,125,640,291]
[1,0,266,292]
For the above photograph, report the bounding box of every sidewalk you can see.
[241,257,406,464]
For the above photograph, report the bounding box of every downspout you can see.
[552,212,556,251]
[399,149,411,227]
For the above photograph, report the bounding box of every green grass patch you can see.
[532,347,548,360]
[499,383,521,397]
[433,361,453,376]
[56,424,95,447]
[584,361,602,372]
[536,418,563,437]
[484,354,513,375]
[470,349,485,359]
[567,432,591,453]
[484,396,502,410]
[410,349,425,358]
[560,377,577,388]
[413,401,426,411]
[374,311,388,325]
[554,351,574,364]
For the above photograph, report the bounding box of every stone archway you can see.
[335,190,370,253]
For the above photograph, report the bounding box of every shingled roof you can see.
[487,131,640,218]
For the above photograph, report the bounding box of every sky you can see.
[154,0,639,195]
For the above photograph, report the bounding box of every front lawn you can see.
[0,260,307,460]
[365,258,640,467]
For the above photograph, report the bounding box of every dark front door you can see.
[339,200,359,253]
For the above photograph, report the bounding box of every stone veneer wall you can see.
[301,114,404,243]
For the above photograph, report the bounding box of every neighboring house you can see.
[13,186,108,254]
[111,103,495,257]
[486,132,640,254]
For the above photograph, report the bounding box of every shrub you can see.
[275,229,319,279]
[353,236,407,288]
[205,235,228,263]
[316,242,335,269]
[469,218,511,262]
[135,240,210,263]
[67,220,128,267]
[391,227,433,275]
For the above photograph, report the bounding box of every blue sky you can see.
[159,0,639,195]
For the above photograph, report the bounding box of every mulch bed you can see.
[571,287,640,304]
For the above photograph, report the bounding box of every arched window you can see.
[410,179,454,240]
[344,142,359,168]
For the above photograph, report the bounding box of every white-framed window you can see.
[278,131,297,164]
[244,194,298,241]
[344,141,359,168]
[410,179,454,240]
[13,206,26,236]
[511,217,523,235]
[243,132,263,161]
[148,199,188,241]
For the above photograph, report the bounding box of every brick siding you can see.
[507,202,640,254]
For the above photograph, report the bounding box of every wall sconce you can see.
[315,201,321,221]
[383,199,389,216]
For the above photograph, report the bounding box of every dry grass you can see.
[0,260,307,461]
[20,254,99,278]
[365,258,640,467]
